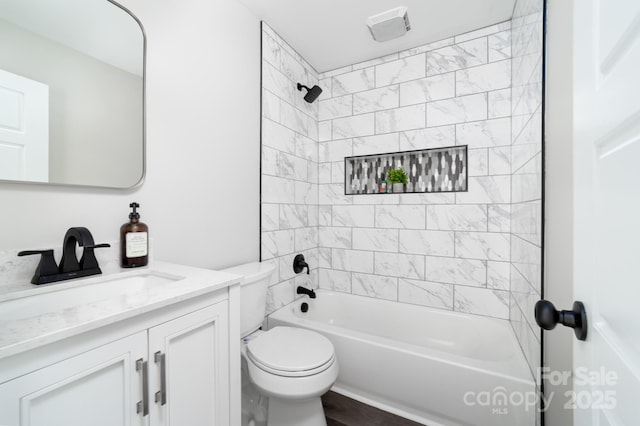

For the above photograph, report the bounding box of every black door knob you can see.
[534,300,587,341]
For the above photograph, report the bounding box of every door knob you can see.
[534,300,587,341]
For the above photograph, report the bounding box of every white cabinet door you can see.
[0,331,147,426]
[148,303,230,426]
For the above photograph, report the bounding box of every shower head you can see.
[297,83,323,103]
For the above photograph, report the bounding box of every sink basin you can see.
[0,271,184,321]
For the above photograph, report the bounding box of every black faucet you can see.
[297,286,316,299]
[18,227,110,285]
[293,254,310,274]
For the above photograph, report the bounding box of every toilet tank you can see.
[221,262,276,338]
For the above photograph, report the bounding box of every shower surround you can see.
[261,8,542,380]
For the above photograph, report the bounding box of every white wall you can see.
[0,0,261,270]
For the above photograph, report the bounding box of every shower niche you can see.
[344,145,468,195]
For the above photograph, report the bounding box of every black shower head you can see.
[297,83,323,103]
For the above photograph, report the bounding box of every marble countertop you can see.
[0,261,242,360]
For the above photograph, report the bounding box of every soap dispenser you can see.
[120,202,148,268]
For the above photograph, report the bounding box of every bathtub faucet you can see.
[293,254,310,274]
[296,286,316,299]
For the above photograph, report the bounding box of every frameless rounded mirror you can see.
[0,0,145,188]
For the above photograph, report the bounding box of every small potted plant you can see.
[387,167,408,193]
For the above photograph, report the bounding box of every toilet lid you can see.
[247,327,335,375]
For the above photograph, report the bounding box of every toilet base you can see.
[267,396,327,426]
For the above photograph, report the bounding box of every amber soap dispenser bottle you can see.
[120,202,149,268]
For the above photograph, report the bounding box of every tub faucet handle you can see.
[293,254,310,274]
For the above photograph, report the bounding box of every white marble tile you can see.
[318,268,351,293]
[352,228,399,252]
[375,104,426,133]
[277,151,307,181]
[375,54,426,87]
[319,95,353,121]
[295,227,317,251]
[457,176,510,204]
[455,232,510,261]
[398,279,453,309]
[319,184,351,205]
[399,73,455,106]
[261,33,282,69]
[488,204,511,233]
[333,205,374,227]
[261,204,279,231]
[399,126,455,151]
[399,37,455,58]
[295,133,318,163]
[375,205,426,229]
[333,114,375,139]
[426,204,487,231]
[319,227,352,249]
[352,194,400,205]
[512,142,540,173]
[487,261,510,290]
[280,48,310,89]
[332,249,374,273]
[318,163,331,184]
[317,78,332,101]
[295,181,317,205]
[279,204,308,229]
[352,273,398,301]
[266,279,294,315]
[488,146,511,175]
[426,38,487,76]
[262,175,295,203]
[261,230,294,260]
[353,86,400,114]
[399,230,454,256]
[454,286,509,319]
[319,121,332,142]
[456,60,511,96]
[319,139,352,163]
[308,205,319,227]
[424,256,486,286]
[318,247,332,268]
[331,161,345,184]
[399,193,455,205]
[468,149,489,176]
[427,93,487,127]
[456,118,511,148]
[455,21,511,43]
[374,252,425,280]
[512,167,542,204]
[262,61,295,105]
[332,67,375,96]
[489,30,512,62]
[488,88,512,119]
[353,133,400,156]
[353,53,399,70]
[280,102,318,140]
[261,146,279,177]
[322,64,353,79]
[511,201,541,245]
[319,206,332,226]
[262,119,296,154]
[262,89,280,122]
[278,253,299,282]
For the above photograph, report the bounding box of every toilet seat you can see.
[246,327,335,377]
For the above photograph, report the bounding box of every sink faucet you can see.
[18,227,110,285]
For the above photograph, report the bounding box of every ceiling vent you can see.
[366,6,411,42]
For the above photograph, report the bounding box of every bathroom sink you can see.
[0,271,184,321]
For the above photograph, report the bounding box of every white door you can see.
[148,303,230,426]
[573,0,640,424]
[0,331,147,426]
[0,68,49,182]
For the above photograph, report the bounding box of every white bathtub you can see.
[268,290,536,426]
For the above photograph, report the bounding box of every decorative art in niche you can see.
[345,146,468,195]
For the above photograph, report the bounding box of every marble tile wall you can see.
[509,0,544,382]
[316,22,514,320]
[260,23,319,314]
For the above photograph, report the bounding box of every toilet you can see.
[223,262,338,426]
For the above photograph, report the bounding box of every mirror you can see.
[0,0,145,188]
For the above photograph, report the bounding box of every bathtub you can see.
[268,290,536,426]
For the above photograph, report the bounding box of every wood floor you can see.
[322,391,424,426]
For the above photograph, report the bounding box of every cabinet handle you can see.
[136,358,149,416]
[154,351,167,406]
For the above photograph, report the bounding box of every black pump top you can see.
[129,202,140,220]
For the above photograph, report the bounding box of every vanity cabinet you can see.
[0,291,237,426]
